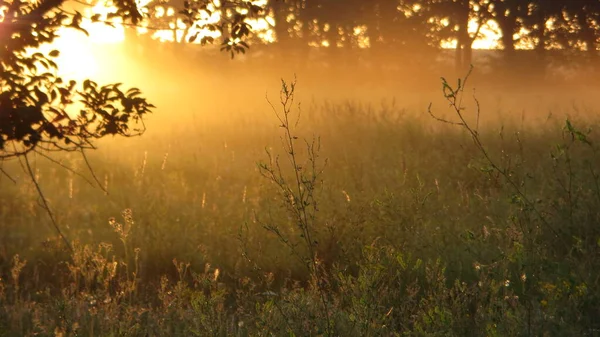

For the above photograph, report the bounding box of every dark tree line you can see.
[133,0,600,75]
[268,0,598,69]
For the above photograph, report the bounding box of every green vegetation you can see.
[1,77,599,336]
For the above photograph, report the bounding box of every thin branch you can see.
[23,153,74,254]
[473,89,480,133]
[80,148,108,194]
[427,103,463,126]
[430,67,568,245]
[0,164,17,184]
[12,143,28,175]
[33,149,97,188]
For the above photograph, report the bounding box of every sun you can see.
[43,29,101,81]
[37,1,128,82]
[41,0,276,80]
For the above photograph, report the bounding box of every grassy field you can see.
[1,78,599,336]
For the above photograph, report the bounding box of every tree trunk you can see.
[296,0,317,70]
[369,0,399,67]
[455,2,470,73]
[497,16,516,65]
[463,40,472,68]
[533,23,547,78]
[271,0,292,49]
[271,0,295,68]
[372,1,398,44]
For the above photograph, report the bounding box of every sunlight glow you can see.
[353,25,370,49]
[29,0,276,81]
[28,0,544,80]
[440,19,501,50]
[42,29,101,80]
[41,0,133,82]
[82,0,126,43]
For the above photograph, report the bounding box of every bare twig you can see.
[0,163,17,184]
[33,149,96,188]
[427,103,463,126]
[259,78,332,335]
[23,154,74,254]
[80,148,109,194]
[429,65,570,249]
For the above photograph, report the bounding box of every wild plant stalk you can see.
[237,221,296,333]
[428,66,567,245]
[257,78,332,335]
[428,66,594,297]
[109,208,139,301]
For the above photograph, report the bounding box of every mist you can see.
[2,0,600,334]
[93,36,600,146]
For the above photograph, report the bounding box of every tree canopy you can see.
[91,0,597,82]
[0,0,266,160]
[268,0,598,69]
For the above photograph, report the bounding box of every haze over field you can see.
[1,0,600,335]
[40,0,600,117]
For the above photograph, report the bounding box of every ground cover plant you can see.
[1,75,600,336]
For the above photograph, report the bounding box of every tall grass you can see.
[0,77,599,336]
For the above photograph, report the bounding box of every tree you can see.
[446,0,491,72]
[563,0,600,58]
[487,0,528,65]
[0,0,267,247]
[269,0,295,49]
[521,0,564,52]
[401,0,490,72]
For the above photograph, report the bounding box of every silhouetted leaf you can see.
[33,87,48,106]
[188,32,199,43]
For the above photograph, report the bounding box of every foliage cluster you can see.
[0,0,155,159]
[0,0,267,159]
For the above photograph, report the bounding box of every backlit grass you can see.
[1,79,599,336]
